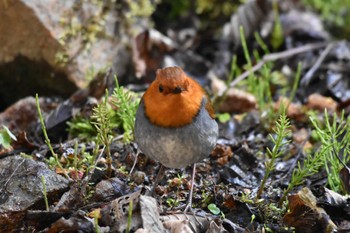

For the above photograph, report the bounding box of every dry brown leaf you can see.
[135,229,152,233]
[210,144,233,166]
[275,97,306,121]
[163,219,193,233]
[99,190,142,232]
[306,93,337,112]
[283,187,337,233]
[132,29,176,81]
[160,213,213,233]
[212,76,257,113]
[220,88,257,113]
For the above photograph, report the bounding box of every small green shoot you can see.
[112,76,139,143]
[279,149,323,206]
[126,200,133,233]
[93,209,100,233]
[240,26,255,93]
[270,0,283,50]
[91,90,113,177]
[254,32,270,55]
[256,109,291,199]
[67,116,97,140]
[251,214,256,223]
[36,94,69,179]
[73,140,79,180]
[0,125,17,149]
[309,109,350,193]
[166,198,180,208]
[288,62,302,104]
[41,175,49,211]
[279,110,349,205]
[200,190,212,207]
[208,203,220,215]
[217,113,231,123]
[208,203,225,219]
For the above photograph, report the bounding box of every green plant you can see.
[56,0,111,66]
[166,173,188,208]
[217,113,231,124]
[94,210,100,233]
[239,191,255,205]
[256,110,291,199]
[270,0,283,50]
[67,116,97,141]
[309,109,350,193]
[0,125,16,149]
[166,197,180,208]
[256,201,287,225]
[303,0,350,36]
[238,26,301,125]
[196,0,238,18]
[72,140,79,180]
[200,189,212,207]
[279,148,324,206]
[91,90,114,177]
[277,109,349,213]
[41,175,49,211]
[112,76,139,143]
[240,26,255,94]
[254,32,270,55]
[208,203,225,219]
[126,200,133,233]
[68,76,139,143]
[251,214,256,223]
[36,94,69,179]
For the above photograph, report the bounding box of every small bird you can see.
[134,66,218,211]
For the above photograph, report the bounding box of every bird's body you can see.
[134,66,218,210]
[135,97,217,168]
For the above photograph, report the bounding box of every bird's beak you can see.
[172,86,183,94]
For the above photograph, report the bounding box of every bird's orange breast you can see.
[143,77,213,128]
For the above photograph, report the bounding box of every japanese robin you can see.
[134,66,218,211]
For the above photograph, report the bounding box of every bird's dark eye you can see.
[159,85,164,93]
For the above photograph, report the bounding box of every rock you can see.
[0,155,69,230]
[0,96,58,134]
[0,0,123,110]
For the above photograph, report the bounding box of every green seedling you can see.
[0,125,17,149]
[112,76,139,143]
[36,94,69,179]
[91,90,113,177]
[41,175,49,211]
[256,109,291,199]
[208,203,225,219]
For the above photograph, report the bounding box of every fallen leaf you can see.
[306,93,337,112]
[283,187,337,233]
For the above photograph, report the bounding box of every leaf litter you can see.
[1,1,350,232]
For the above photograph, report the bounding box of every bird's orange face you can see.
[143,67,215,128]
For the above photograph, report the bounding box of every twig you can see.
[229,42,329,88]
[301,42,335,86]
